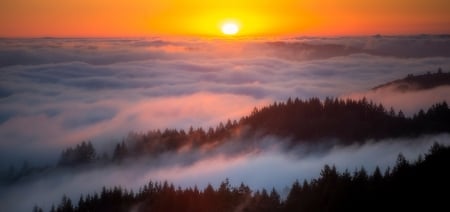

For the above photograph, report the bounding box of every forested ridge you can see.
[3,97,450,183]
[372,69,450,91]
[59,97,450,166]
[3,88,449,212]
[33,143,450,212]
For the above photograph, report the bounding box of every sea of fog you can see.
[1,36,450,211]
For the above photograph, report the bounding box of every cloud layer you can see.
[1,37,450,168]
[1,36,450,212]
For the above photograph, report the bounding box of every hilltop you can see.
[373,68,450,92]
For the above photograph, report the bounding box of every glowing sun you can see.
[221,23,239,35]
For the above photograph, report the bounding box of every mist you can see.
[346,85,450,116]
[1,134,449,212]
[1,36,450,211]
[2,37,450,169]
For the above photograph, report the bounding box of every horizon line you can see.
[1,33,450,40]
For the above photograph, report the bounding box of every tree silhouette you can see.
[58,141,96,166]
[39,143,450,212]
[54,98,450,166]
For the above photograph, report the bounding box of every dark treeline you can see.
[373,68,450,92]
[58,141,96,166]
[2,142,97,183]
[58,98,450,165]
[242,98,450,142]
[35,143,450,212]
[4,97,450,182]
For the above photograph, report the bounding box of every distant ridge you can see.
[372,68,450,92]
[52,98,450,168]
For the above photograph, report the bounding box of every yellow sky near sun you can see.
[0,0,449,37]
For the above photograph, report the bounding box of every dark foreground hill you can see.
[372,69,450,92]
[35,143,450,212]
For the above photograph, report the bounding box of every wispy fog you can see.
[346,85,450,115]
[1,134,449,212]
[1,37,450,168]
[1,36,450,211]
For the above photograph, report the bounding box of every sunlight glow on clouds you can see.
[1,35,450,212]
[1,36,450,168]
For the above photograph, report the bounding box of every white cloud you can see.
[1,37,450,168]
[1,37,450,210]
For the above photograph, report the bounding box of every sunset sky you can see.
[1,0,449,37]
[2,1,450,211]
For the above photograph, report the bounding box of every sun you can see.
[221,22,239,35]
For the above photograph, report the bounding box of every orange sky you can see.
[1,0,449,37]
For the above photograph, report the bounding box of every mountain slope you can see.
[373,69,450,92]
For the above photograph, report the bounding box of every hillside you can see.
[56,98,450,166]
[3,97,449,186]
[35,143,450,212]
[372,69,450,92]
